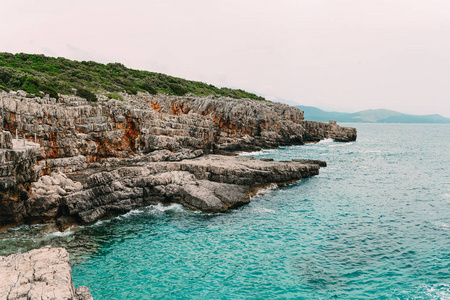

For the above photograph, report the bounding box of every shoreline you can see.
[0,92,356,298]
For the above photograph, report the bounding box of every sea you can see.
[1,123,449,299]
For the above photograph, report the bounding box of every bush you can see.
[21,77,40,94]
[0,68,12,84]
[169,83,188,96]
[41,85,59,99]
[107,62,126,70]
[106,93,123,101]
[125,87,137,95]
[140,82,157,94]
[76,88,97,102]
[20,76,59,99]
[13,74,27,88]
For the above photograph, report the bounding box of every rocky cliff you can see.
[0,91,356,230]
[0,131,40,227]
[0,246,92,300]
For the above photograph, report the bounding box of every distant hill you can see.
[0,52,265,100]
[296,105,450,124]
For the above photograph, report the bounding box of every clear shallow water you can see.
[1,124,450,299]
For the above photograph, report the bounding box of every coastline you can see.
[0,91,356,230]
[0,91,356,297]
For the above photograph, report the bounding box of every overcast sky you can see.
[2,0,450,117]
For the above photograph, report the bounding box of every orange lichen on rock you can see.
[122,118,140,152]
[170,102,189,115]
[151,102,161,112]
[171,103,181,115]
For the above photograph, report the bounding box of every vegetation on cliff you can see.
[0,52,265,101]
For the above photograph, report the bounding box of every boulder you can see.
[0,246,92,300]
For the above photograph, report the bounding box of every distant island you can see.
[296,105,450,124]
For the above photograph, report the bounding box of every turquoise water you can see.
[1,124,450,299]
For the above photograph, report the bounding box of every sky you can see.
[2,0,450,117]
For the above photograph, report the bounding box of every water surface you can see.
[1,124,449,299]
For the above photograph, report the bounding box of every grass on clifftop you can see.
[0,52,265,101]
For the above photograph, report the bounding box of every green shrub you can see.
[125,87,137,95]
[41,85,59,99]
[76,88,97,102]
[140,82,157,94]
[22,77,40,94]
[106,93,123,101]
[0,68,12,84]
[169,83,188,96]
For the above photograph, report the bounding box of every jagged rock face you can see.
[0,131,12,149]
[0,140,40,227]
[0,93,355,172]
[0,246,92,300]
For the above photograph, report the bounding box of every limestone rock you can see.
[0,140,40,226]
[0,246,92,300]
[292,159,327,167]
[0,131,12,149]
[56,155,322,226]
[301,120,357,142]
[75,286,94,300]
[0,93,356,168]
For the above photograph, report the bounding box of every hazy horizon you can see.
[2,0,450,117]
[292,103,450,117]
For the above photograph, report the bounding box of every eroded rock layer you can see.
[0,93,356,165]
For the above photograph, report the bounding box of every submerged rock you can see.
[0,246,92,300]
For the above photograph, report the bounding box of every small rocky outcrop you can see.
[301,120,357,142]
[0,246,92,300]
